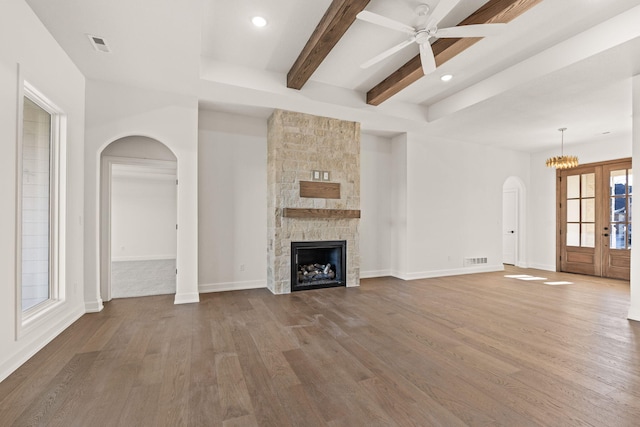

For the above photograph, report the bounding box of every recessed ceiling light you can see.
[252,16,267,27]
[440,74,453,82]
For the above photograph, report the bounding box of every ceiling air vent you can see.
[87,34,111,53]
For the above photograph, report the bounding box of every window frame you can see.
[16,80,67,338]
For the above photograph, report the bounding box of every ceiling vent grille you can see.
[87,34,111,53]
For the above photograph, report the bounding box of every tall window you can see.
[19,83,64,318]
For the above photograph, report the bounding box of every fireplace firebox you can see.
[291,240,346,291]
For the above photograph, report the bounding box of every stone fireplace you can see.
[267,110,360,294]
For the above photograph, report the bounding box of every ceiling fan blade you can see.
[436,23,506,38]
[357,10,415,35]
[427,0,461,28]
[361,38,416,69]
[419,42,436,75]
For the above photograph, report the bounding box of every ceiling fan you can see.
[357,0,506,75]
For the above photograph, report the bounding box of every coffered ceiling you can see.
[25,0,640,151]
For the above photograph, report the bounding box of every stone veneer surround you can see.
[267,110,360,294]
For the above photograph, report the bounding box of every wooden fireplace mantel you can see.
[282,208,361,219]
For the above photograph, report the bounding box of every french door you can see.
[557,159,631,280]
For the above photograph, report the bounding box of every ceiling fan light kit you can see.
[546,128,579,169]
[356,0,505,76]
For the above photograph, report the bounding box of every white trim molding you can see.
[395,264,505,281]
[627,306,640,322]
[111,255,176,262]
[527,263,556,272]
[84,298,104,313]
[360,270,392,279]
[174,292,200,305]
[199,280,266,294]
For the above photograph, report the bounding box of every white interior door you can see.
[502,189,518,265]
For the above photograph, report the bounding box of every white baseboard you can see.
[628,306,640,322]
[111,255,176,262]
[394,264,505,281]
[199,280,266,294]
[84,298,104,313]
[0,305,84,383]
[527,263,556,272]
[174,292,200,304]
[360,269,392,279]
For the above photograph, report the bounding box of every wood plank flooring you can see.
[2,267,640,426]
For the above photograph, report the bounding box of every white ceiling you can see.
[25,0,640,152]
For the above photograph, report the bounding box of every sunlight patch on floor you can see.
[504,274,550,282]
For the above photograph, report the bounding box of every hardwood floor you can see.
[2,267,640,426]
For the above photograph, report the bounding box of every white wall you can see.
[390,133,409,277]
[198,110,268,292]
[85,80,199,307]
[0,0,85,382]
[528,135,631,270]
[197,111,397,289]
[111,169,177,261]
[360,133,393,277]
[400,133,531,279]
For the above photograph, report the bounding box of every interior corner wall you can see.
[84,80,199,306]
[0,0,85,382]
[402,133,531,279]
[197,110,268,292]
[529,135,631,271]
[390,133,409,278]
[360,133,393,278]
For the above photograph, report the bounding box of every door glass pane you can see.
[611,223,627,249]
[567,223,580,247]
[610,197,626,222]
[630,197,632,221]
[582,173,595,198]
[611,169,627,195]
[582,198,595,222]
[22,97,51,311]
[629,224,632,249]
[581,224,595,248]
[567,199,580,222]
[567,175,580,199]
[628,169,633,194]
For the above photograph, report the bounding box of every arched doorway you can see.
[502,176,527,267]
[100,136,177,301]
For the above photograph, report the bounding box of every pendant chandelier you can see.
[546,127,578,169]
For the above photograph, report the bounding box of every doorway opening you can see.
[100,136,177,301]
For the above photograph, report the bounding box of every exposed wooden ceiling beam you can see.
[366,0,544,106]
[287,0,370,90]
